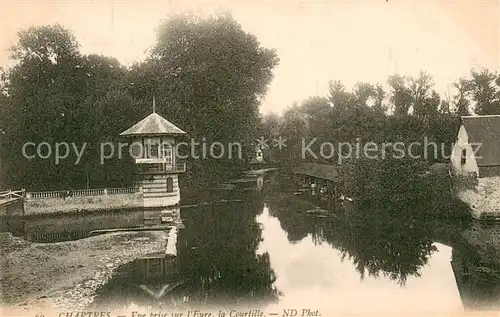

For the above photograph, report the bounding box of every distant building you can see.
[120,109,187,208]
[292,163,339,183]
[292,163,342,208]
[249,146,267,170]
[450,115,500,178]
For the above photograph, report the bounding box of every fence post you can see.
[104,189,108,195]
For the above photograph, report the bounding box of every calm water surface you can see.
[257,204,461,315]
[91,196,499,313]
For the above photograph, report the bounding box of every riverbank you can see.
[454,176,500,220]
[462,221,500,267]
[0,230,167,314]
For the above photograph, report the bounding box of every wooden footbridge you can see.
[0,189,25,204]
[0,189,25,216]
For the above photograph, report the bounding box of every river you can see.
[3,171,499,314]
[87,191,500,314]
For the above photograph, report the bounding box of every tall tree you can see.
[387,74,413,116]
[372,84,388,114]
[260,112,281,139]
[3,24,83,189]
[409,72,441,117]
[353,82,376,106]
[2,24,140,189]
[296,96,331,117]
[144,12,279,146]
[328,80,355,110]
[469,69,500,115]
[126,12,279,191]
[452,78,472,116]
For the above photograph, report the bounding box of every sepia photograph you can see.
[0,0,499,316]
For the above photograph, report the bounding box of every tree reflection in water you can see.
[267,180,500,310]
[91,199,279,310]
[177,199,280,308]
[330,211,437,286]
[327,160,472,286]
[268,160,467,286]
[267,197,319,243]
[268,198,438,286]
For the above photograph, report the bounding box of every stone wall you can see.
[0,199,25,233]
[0,199,24,216]
[23,209,145,241]
[24,193,144,215]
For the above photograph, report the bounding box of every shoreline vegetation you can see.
[1,14,500,197]
[1,11,500,315]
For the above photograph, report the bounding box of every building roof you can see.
[461,115,500,166]
[120,112,186,136]
[292,163,339,182]
[249,158,266,165]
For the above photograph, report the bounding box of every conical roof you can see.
[120,112,186,136]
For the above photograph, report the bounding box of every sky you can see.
[1,0,498,114]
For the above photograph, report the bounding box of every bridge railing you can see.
[27,187,140,199]
[106,187,139,195]
[0,189,26,200]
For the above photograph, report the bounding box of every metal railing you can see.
[139,162,186,174]
[27,187,140,199]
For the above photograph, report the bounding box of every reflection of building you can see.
[256,174,264,191]
[451,222,500,310]
[451,247,500,311]
[120,103,187,208]
[90,253,184,309]
[132,254,179,283]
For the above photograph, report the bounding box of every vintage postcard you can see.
[1,1,499,316]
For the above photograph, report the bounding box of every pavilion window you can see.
[166,177,174,192]
[461,148,467,165]
[130,141,142,158]
[161,145,173,165]
[149,144,159,158]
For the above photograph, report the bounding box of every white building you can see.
[450,115,500,221]
[120,109,187,208]
[450,115,500,178]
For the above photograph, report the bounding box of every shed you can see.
[292,163,340,182]
[450,115,500,178]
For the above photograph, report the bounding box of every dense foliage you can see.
[2,14,499,193]
[0,14,278,191]
[260,70,500,170]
